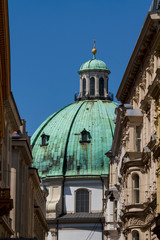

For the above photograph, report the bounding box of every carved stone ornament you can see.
[145,213,154,224]
[128,217,144,227]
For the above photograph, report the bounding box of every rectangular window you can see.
[136,126,141,152]
[133,175,140,204]
[114,200,117,221]
[76,189,89,212]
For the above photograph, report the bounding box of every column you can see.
[86,75,90,97]
[79,77,82,97]
[104,76,108,97]
[95,75,99,97]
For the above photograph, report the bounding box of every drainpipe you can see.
[100,176,105,240]
[62,176,65,214]
[100,176,105,212]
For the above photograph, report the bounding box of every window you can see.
[76,189,89,212]
[99,78,104,96]
[132,174,140,203]
[136,126,141,152]
[90,77,95,95]
[79,129,90,143]
[132,231,139,240]
[82,78,86,96]
[41,133,50,146]
[114,200,117,221]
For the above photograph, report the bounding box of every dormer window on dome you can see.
[79,129,90,143]
[40,133,50,147]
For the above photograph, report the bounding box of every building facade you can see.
[0,0,48,238]
[107,1,160,239]
[32,45,117,240]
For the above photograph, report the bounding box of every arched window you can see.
[132,231,139,240]
[99,78,104,96]
[132,174,140,203]
[82,78,86,96]
[76,189,89,212]
[90,77,95,96]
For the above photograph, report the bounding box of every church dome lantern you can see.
[78,40,111,100]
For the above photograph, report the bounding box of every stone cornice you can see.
[4,92,21,131]
[0,0,11,100]
[120,152,143,174]
[116,13,159,103]
[0,0,11,144]
[34,206,49,231]
[29,167,41,189]
[12,138,32,165]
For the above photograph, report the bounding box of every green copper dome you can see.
[31,100,117,178]
[79,58,110,73]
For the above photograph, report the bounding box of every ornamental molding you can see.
[128,217,144,227]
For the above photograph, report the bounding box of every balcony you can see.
[0,188,13,216]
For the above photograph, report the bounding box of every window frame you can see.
[82,78,86,96]
[135,125,142,152]
[74,188,91,213]
[40,133,50,147]
[90,77,95,96]
[132,230,140,240]
[99,77,104,96]
[132,173,140,204]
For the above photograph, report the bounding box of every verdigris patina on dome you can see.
[31,100,116,178]
[79,59,110,73]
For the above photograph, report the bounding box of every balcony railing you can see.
[0,188,13,216]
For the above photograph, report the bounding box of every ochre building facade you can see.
[108,1,160,240]
[0,0,48,238]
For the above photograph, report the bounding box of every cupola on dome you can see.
[79,59,110,73]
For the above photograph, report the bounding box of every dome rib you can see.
[32,103,73,148]
[32,100,117,178]
[63,101,85,176]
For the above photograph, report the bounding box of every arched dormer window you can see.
[79,129,91,143]
[132,230,139,240]
[132,174,140,203]
[99,78,104,96]
[82,78,86,96]
[41,133,50,146]
[76,189,89,212]
[90,77,95,96]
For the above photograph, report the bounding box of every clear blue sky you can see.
[8,0,151,136]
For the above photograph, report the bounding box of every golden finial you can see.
[92,38,97,56]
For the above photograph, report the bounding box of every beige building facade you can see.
[107,1,160,239]
[0,0,48,238]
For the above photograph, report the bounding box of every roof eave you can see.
[116,12,159,103]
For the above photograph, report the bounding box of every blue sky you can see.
[8,0,151,135]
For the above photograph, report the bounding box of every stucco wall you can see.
[58,228,102,240]
[64,180,103,212]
